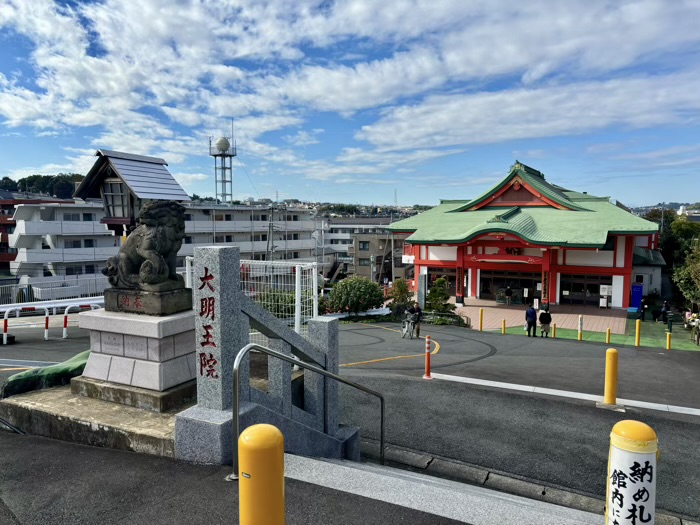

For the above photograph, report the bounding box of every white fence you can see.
[0,276,109,306]
[185,257,319,345]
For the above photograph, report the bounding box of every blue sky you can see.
[1,0,700,207]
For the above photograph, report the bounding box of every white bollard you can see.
[606,420,658,525]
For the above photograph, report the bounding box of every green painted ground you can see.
[498,315,700,352]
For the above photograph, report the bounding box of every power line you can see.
[235,154,261,199]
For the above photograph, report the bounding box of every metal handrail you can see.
[228,342,385,480]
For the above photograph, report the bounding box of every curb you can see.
[360,438,698,525]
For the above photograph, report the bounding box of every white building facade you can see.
[9,200,316,284]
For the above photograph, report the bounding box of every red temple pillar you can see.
[622,235,634,308]
[456,246,465,303]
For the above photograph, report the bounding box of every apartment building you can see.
[8,199,315,283]
[349,229,411,284]
[179,203,316,265]
[9,199,114,279]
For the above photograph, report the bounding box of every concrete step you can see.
[284,454,604,525]
[0,385,176,457]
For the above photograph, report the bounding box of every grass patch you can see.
[498,318,700,351]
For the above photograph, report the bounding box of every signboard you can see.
[600,285,611,296]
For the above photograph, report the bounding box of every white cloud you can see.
[2,0,700,201]
[282,129,323,146]
[358,72,700,150]
[174,173,209,186]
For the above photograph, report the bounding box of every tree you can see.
[673,240,700,305]
[0,177,18,191]
[328,277,384,315]
[387,278,413,317]
[52,177,75,199]
[425,277,455,313]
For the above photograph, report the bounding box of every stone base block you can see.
[105,287,192,316]
[82,352,196,392]
[71,376,196,413]
[175,401,361,465]
[175,405,234,465]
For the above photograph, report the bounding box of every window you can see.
[184,214,192,221]
[226,235,233,243]
[184,236,193,244]
[85,265,96,274]
[293,252,299,258]
[214,235,225,243]
[359,241,370,251]
[635,274,645,284]
[83,213,95,222]
[102,179,128,218]
[83,239,95,248]
[359,258,371,266]
[65,265,83,276]
[65,240,82,249]
[64,213,80,221]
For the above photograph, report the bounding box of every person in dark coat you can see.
[525,304,537,337]
[637,297,648,321]
[539,306,552,338]
[505,286,513,305]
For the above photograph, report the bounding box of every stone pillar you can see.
[307,318,339,435]
[175,246,250,464]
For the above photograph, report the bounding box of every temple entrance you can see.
[479,271,541,304]
[428,268,457,295]
[559,274,612,306]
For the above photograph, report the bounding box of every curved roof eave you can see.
[407,225,612,248]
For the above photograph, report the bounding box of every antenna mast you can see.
[209,124,237,205]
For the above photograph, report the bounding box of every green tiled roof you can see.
[454,162,588,212]
[388,163,659,247]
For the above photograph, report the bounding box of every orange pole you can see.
[423,335,432,380]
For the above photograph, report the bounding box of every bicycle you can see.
[401,312,418,339]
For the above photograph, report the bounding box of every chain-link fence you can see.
[186,257,319,345]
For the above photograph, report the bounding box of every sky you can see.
[1,1,700,208]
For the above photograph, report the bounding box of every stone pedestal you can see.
[104,288,192,316]
[79,309,196,394]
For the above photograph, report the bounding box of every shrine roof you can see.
[74,150,190,202]
[388,164,659,247]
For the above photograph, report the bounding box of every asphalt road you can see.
[336,321,700,520]
[0,432,462,525]
[1,320,699,519]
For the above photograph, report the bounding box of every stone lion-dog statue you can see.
[103,200,186,290]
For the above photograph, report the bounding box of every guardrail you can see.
[231,342,386,479]
[1,297,104,345]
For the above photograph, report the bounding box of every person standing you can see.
[539,306,552,338]
[525,303,537,337]
[637,297,648,322]
[412,302,423,337]
[505,285,513,305]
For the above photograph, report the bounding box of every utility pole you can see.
[390,212,395,282]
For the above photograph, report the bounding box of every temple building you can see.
[388,162,663,309]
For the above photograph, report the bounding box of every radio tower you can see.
[209,132,237,204]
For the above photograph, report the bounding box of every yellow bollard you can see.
[603,348,618,405]
[552,323,556,338]
[239,424,285,525]
[501,319,506,335]
[606,421,658,525]
[479,308,483,332]
[605,328,611,345]
[635,319,641,347]
[666,332,671,351]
